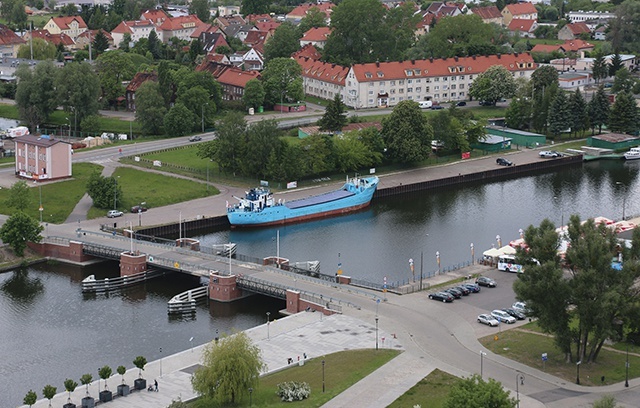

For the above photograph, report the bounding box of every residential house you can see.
[425,2,463,17]
[255,21,281,34]
[293,43,322,61]
[140,9,170,26]
[567,10,614,23]
[604,54,637,71]
[43,16,88,40]
[297,53,536,109]
[200,53,230,65]
[111,20,156,47]
[286,2,334,22]
[470,6,503,26]
[222,24,257,43]
[125,71,157,111]
[15,135,72,181]
[243,47,264,71]
[0,25,26,57]
[243,30,268,48]
[157,15,206,43]
[245,14,274,24]
[214,15,246,29]
[557,72,592,89]
[531,39,594,58]
[76,29,114,51]
[507,19,537,38]
[558,23,591,40]
[199,30,229,54]
[217,5,241,17]
[228,52,244,66]
[26,29,75,49]
[414,13,438,37]
[195,59,230,78]
[217,67,261,101]
[501,3,537,26]
[300,27,331,49]
[594,26,607,41]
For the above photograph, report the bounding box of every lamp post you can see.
[159,347,163,378]
[480,351,487,378]
[616,182,627,220]
[496,234,502,248]
[436,251,440,274]
[266,312,271,340]
[38,183,43,223]
[625,339,633,387]
[470,243,474,265]
[189,336,194,353]
[249,387,253,406]
[576,360,581,385]
[375,317,379,350]
[516,372,525,408]
[322,359,325,393]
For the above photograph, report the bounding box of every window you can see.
[434,78,439,82]
[416,79,421,83]
[443,93,448,98]
[399,97,404,101]
[416,87,421,92]
[434,94,439,99]
[379,81,385,86]
[459,75,465,80]
[391,97,396,102]
[426,86,430,92]
[377,72,384,78]
[369,82,374,87]
[450,76,456,81]
[459,84,464,89]
[365,72,372,78]
[408,96,413,100]
[408,79,413,84]
[368,98,374,104]
[434,86,439,91]
[399,88,404,93]
[451,85,456,90]
[369,90,374,95]
[390,80,396,86]
[391,89,396,94]
[399,80,404,85]
[414,69,421,76]
[405,70,413,76]
[407,87,413,93]
[348,80,351,86]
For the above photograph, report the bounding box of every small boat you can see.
[624,147,640,160]
[227,175,379,227]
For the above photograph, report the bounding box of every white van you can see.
[497,254,523,273]
[418,100,433,109]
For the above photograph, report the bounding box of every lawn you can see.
[480,329,640,386]
[387,369,459,408]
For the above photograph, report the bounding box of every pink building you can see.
[14,135,72,181]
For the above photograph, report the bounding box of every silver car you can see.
[477,314,500,327]
[491,309,516,324]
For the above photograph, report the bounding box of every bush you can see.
[276,381,311,402]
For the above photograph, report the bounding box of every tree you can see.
[531,83,558,133]
[98,365,112,391]
[23,390,37,407]
[588,86,611,134]
[608,1,640,54]
[10,0,27,26]
[261,58,304,106]
[609,91,639,134]
[444,375,516,408]
[43,384,56,407]
[243,79,265,110]
[381,100,433,163]
[531,65,559,96]
[80,374,93,395]
[147,30,161,59]
[164,103,194,137]
[568,89,588,137]
[56,62,100,125]
[191,332,263,405]
[299,134,335,175]
[5,180,31,210]
[0,211,43,256]
[119,32,132,51]
[14,61,58,132]
[297,6,327,36]
[176,86,215,132]
[609,53,623,77]
[612,67,636,93]
[506,97,532,130]
[175,70,222,112]
[133,356,147,378]
[92,30,109,55]
[189,0,210,23]
[17,38,56,60]
[64,379,78,404]
[469,65,517,105]
[333,131,382,172]
[240,119,282,178]
[318,94,348,132]
[548,90,570,137]
[87,172,122,209]
[592,54,608,84]
[95,50,136,108]
[264,23,301,62]
[135,81,167,135]
[241,0,268,15]
[202,111,247,175]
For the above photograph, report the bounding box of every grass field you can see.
[387,369,460,408]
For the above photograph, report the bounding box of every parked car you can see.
[460,283,481,293]
[456,101,467,107]
[428,292,454,302]
[496,157,513,166]
[453,285,471,295]
[476,277,496,287]
[512,301,529,315]
[189,135,202,142]
[539,150,562,158]
[443,288,463,299]
[431,105,445,110]
[502,308,526,320]
[479,100,496,106]
[131,206,148,213]
[491,309,516,324]
[477,314,500,327]
[107,210,123,218]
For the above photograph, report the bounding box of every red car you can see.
[131,206,148,213]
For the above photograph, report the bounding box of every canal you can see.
[1,159,639,406]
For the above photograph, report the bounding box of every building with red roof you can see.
[125,72,158,111]
[507,19,537,37]
[286,2,333,21]
[43,16,88,40]
[111,20,156,47]
[471,6,503,25]
[296,56,349,101]
[255,21,281,33]
[27,29,75,49]
[292,43,322,61]
[157,15,205,43]
[0,24,25,57]
[532,40,593,57]
[501,3,537,26]
[217,67,261,101]
[140,9,170,26]
[76,29,114,51]
[300,27,331,49]
[243,30,268,48]
[245,14,273,24]
[558,23,591,40]
[531,44,560,54]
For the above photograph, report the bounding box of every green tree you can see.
[592,54,608,84]
[608,1,640,54]
[444,375,516,408]
[189,0,210,23]
[469,65,517,105]
[56,62,100,125]
[381,100,433,163]
[135,81,167,135]
[240,0,268,15]
[147,30,161,59]
[119,32,132,51]
[10,0,27,25]
[80,374,93,395]
[299,134,335,175]
[261,58,304,106]
[64,379,78,404]
[133,356,146,378]
[612,67,636,93]
[92,30,110,55]
[43,384,57,406]
[191,332,263,405]
[23,390,37,407]
[609,53,623,77]
[95,50,136,108]
[413,14,496,59]
[430,110,469,152]
[333,130,382,172]
[531,83,558,133]
[243,79,265,110]
[240,119,282,178]
[87,172,122,209]
[98,365,112,391]
[380,2,420,61]
[531,65,559,97]
[5,181,31,211]
[297,6,327,36]
[202,111,247,175]
[609,91,639,134]
[17,37,56,60]
[0,211,43,256]
[588,85,611,134]
[164,103,194,137]
[264,22,301,62]
[548,91,570,137]
[323,0,387,65]
[175,70,222,111]
[14,61,58,132]
[568,89,588,137]
[506,97,532,130]
[80,114,100,133]
[157,60,181,106]
[176,86,214,132]
[318,94,348,132]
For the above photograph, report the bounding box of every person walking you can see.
[154,379,158,392]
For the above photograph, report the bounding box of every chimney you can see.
[376,61,380,67]
[454,56,458,62]
[497,53,501,59]
[429,57,433,63]
[411,59,415,64]
[472,55,476,60]
[514,52,519,57]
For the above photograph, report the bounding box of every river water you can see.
[1,159,639,406]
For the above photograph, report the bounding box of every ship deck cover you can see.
[285,188,354,209]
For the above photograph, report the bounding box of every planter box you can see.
[63,403,77,408]
[117,384,130,397]
[99,390,113,403]
[81,396,94,408]
[134,378,146,390]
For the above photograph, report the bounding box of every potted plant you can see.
[23,390,37,408]
[64,378,78,408]
[42,384,56,408]
[80,373,94,408]
[133,356,147,390]
[98,365,113,402]
[116,365,130,397]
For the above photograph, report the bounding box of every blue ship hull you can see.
[227,176,379,227]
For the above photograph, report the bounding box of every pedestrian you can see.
[154,379,158,392]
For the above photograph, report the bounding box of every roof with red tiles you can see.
[195,60,231,77]
[296,56,349,86]
[292,43,322,61]
[111,20,156,34]
[140,9,170,24]
[30,29,75,46]
[245,14,273,23]
[125,72,158,92]
[215,15,246,27]
[217,67,260,88]
[350,53,536,82]
[0,24,25,46]
[561,39,594,52]
[531,44,560,53]
[255,21,281,32]
[471,6,502,20]
[191,23,220,39]
[158,15,205,31]
[244,30,267,46]
[565,23,591,35]
[77,29,113,42]
[287,2,334,19]
[50,16,87,30]
[301,27,331,42]
[508,19,536,32]
[503,2,537,15]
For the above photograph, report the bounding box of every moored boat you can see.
[227,175,379,227]
[624,147,640,160]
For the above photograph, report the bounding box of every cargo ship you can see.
[227,175,379,227]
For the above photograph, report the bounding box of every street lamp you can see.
[189,336,194,353]
[113,176,120,210]
[516,372,525,408]
[576,360,581,385]
[201,103,208,133]
[616,182,627,220]
[160,347,163,378]
[480,351,487,378]
[496,234,502,248]
[625,339,633,387]
[322,359,325,393]
[249,387,253,406]
[470,243,474,265]
[266,312,271,340]
[375,317,379,350]
[38,183,43,223]
[436,251,440,274]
